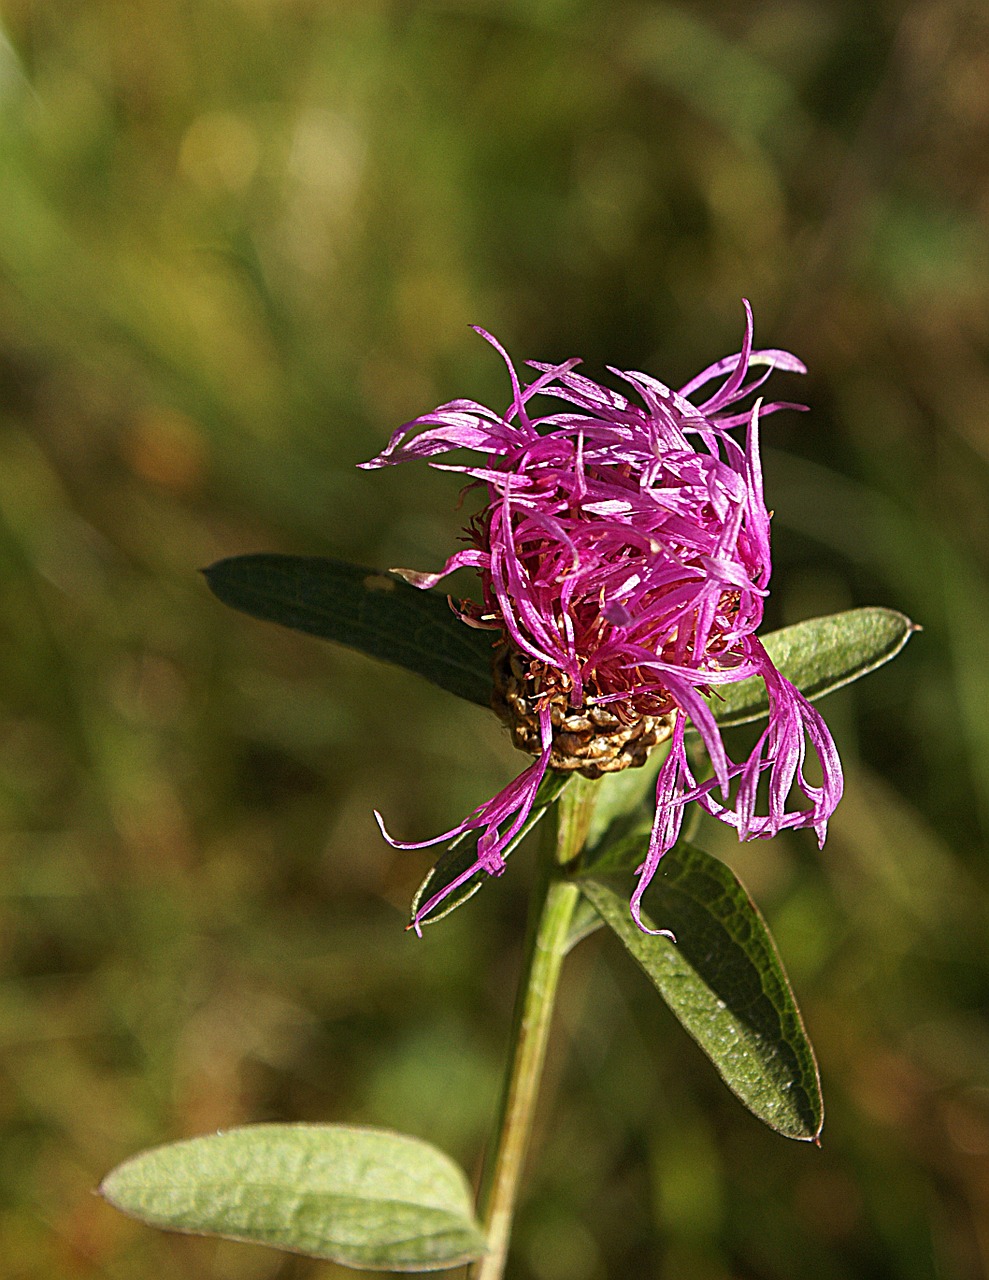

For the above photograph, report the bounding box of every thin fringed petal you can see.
[407,707,555,932]
[389,548,488,589]
[358,404,518,467]
[696,641,843,844]
[630,717,687,938]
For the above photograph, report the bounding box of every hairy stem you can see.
[469,778,595,1280]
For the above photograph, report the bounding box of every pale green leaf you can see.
[100,1124,486,1271]
[708,606,916,729]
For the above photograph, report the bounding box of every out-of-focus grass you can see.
[1,2,988,1277]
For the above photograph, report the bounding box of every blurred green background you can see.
[1,1,987,1277]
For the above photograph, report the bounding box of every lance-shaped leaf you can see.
[563,893,607,954]
[411,772,570,927]
[204,559,913,735]
[203,554,495,706]
[100,1124,486,1271]
[707,606,916,730]
[578,840,822,1141]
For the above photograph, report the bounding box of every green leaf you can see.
[563,893,604,953]
[411,772,570,928]
[203,554,494,707]
[578,842,823,1141]
[708,606,916,729]
[100,1123,486,1271]
[582,748,668,851]
[204,561,913,741]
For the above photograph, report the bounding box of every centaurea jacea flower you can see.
[361,304,842,934]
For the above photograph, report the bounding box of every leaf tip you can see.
[95,1170,120,1207]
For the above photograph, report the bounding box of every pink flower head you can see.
[361,304,842,934]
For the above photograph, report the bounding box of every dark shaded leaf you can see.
[203,554,494,706]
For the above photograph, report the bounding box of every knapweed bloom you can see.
[361,304,842,933]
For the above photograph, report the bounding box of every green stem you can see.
[469,778,596,1280]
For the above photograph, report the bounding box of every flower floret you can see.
[361,303,843,932]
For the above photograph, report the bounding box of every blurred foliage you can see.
[0,1,988,1277]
